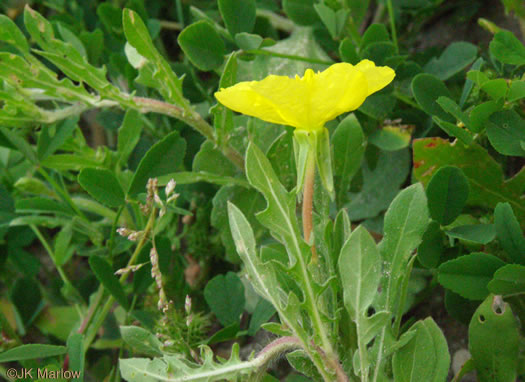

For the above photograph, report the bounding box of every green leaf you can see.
[411,74,455,123]
[157,171,248,188]
[66,332,84,381]
[0,126,37,164]
[413,138,525,225]
[424,42,477,81]
[426,166,469,225]
[494,202,525,265]
[438,253,505,300]
[120,343,257,382]
[436,96,471,129]
[54,222,74,266]
[444,290,479,325]
[508,80,525,102]
[487,110,525,156]
[204,272,245,327]
[78,168,125,208]
[120,326,163,356]
[489,30,525,65]
[10,277,42,326]
[446,224,496,245]
[248,299,276,335]
[218,0,256,36]
[235,33,263,50]
[118,110,143,164]
[469,99,504,133]
[314,2,349,39]
[227,202,285,311]
[37,117,78,161]
[417,221,444,269]
[380,183,429,310]
[0,344,67,362]
[481,78,508,100]
[128,131,186,196]
[359,94,397,120]
[347,0,369,25]
[16,197,73,216]
[469,295,520,382]
[123,9,183,104]
[0,14,29,53]
[432,117,473,145]
[488,264,525,295]
[360,24,390,51]
[339,37,360,64]
[333,114,365,206]
[89,255,129,310]
[369,126,411,151]
[177,21,225,71]
[339,226,381,320]
[392,318,450,382]
[346,148,410,220]
[193,141,237,178]
[282,0,319,25]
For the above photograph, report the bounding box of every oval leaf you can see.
[426,166,469,225]
[78,168,125,208]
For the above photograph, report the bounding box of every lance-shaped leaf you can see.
[379,183,429,311]
[0,14,29,53]
[339,225,381,320]
[123,9,184,105]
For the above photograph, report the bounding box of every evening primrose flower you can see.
[214,60,395,132]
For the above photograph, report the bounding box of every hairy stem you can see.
[302,153,317,263]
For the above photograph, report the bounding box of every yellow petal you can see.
[310,63,368,126]
[214,75,306,128]
[355,59,396,95]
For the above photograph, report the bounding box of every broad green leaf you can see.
[282,0,319,25]
[360,24,390,51]
[0,14,29,53]
[469,295,520,382]
[444,290,479,325]
[347,0,369,25]
[481,79,508,100]
[489,30,525,65]
[417,221,444,269]
[120,343,256,382]
[177,21,225,71]
[218,0,256,36]
[446,224,496,245]
[369,126,411,151]
[380,183,429,310]
[118,110,143,164]
[123,9,184,104]
[488,264,525,295]
[0,344,67,362]
[411,74,455,123]
[66,332,84,381]
[359,94,397,120]
[508,80,525,102]
[438,253,505,300]
[339,225,381,320]
[426,166,469,225]
[54,222,74,266]
[267,131,296,191]
[89,255,129,310]
[487,110,525,156]
[494,202,525,265]
[392,318,450,382]
[193,141,237,178]
[120,326,163,356]
[413,138,525,225]
[204,272,245,327]
[16,197,73,216]
[469,99,503,133]
[424,42,477,81]
[235,33,263,50]
[346,148,410,220]
[248,299,276,336]
[10,277,42,326]
[339,37,359,64]
[57,23,87,58]
[78,168,125,208]
[128,131,186,196]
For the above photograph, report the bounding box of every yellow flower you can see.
[214,60,395,131]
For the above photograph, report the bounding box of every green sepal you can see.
[292,128,334,199]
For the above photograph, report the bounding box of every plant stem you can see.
[302,152,317,263]
[386,0,398,53]
[244,49,333,66]
[83,207,157,352]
